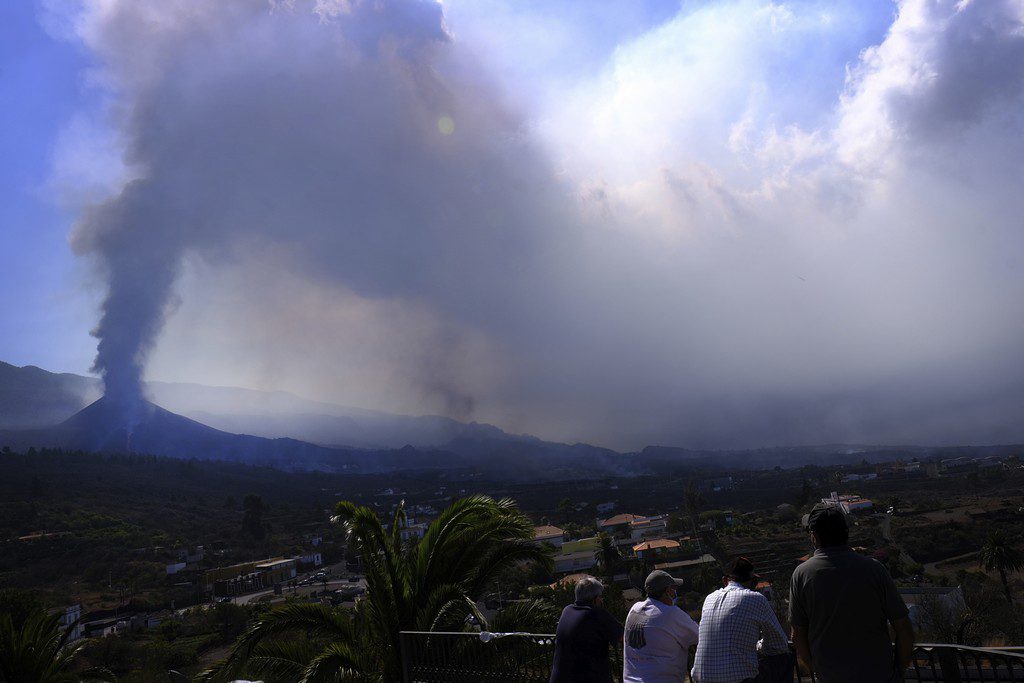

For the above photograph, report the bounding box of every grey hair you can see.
[575,576,605,603]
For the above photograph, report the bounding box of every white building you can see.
[400,523,428,542]
[820,492,873,514]
[629,515,668,540]
[299,552,324,567]
[554,550,599,573]
[52,604,83,642]
[900,587,965,630]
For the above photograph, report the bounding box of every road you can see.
[232,576,368,605]
[880,513,919,568]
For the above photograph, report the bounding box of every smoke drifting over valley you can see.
[54,0,1024,450]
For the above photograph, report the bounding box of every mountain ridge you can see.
[0,361,528,450]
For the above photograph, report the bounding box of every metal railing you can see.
[399,631,558,682]
[904,644,1024,682]
[399,632,1024,683]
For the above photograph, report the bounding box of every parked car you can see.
[335,585,365,600]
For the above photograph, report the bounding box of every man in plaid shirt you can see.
[691,558,792,683]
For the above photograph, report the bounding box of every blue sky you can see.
[0,1,96,373]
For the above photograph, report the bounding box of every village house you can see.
[598,513,642,538]
[533,524,565,549]
[633,538,680,561]
[553,549,599,574]
[629,514,669,540]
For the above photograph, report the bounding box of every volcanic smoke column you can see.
[67,0,543,430]
[74,181,186,427]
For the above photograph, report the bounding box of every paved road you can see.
[233,577,367,605]
[923,551,979,575]
[880,513,919,568]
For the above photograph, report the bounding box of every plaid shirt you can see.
[691,582,790,683]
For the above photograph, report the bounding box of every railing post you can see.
[399,631,411,683]
[935,647,961,683]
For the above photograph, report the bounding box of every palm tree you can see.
[597,532,621,579]
[691,562,723,597]
[979,530,1024,601]
[0,609,111,682]
[210,495,552,682]
[489,599,560,633]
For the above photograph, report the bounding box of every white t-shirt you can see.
[623,598,700,682]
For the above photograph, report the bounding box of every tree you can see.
[979,531,1024,601]
[796,479,813,509]
[490,600,560,633]
[0,590,45,632]
[557,497,574,517]
[683,480,705,550]
[691,562,722,596]
[241,494,267,541]
[597,532,621,578]
[0,608,112,682]
[209,495,552,682]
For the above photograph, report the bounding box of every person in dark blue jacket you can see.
[550,576,624,682]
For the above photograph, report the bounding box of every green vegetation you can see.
[979,531,1024,601]
[0,449,446,607]
[0,602,111,682]
[210,495,552,681]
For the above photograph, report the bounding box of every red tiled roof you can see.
[633,539,680,552]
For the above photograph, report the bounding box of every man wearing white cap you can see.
[623,569,699,682]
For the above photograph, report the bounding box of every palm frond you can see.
[300,641,369,682]
[490,599,560,633]
[246,639,324,682]
[214,603,353,681]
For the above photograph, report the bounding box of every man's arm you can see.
[674,610,700,649]
[792,625,812,673]
[789,572,811,671]
[892,617,914,672]
[756,596,790,655]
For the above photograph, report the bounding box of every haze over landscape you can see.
[3,0,1024,453]
[7,3,1024,681]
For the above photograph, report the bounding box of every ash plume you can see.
[69,0,563,421]
[55,0,1024,450]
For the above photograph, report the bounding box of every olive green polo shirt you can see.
[789,547,909,683]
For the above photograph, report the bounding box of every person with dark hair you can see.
[691,557,792,683]
[550,576,624,683]
[623,570,699,682]
[789,504,914,683]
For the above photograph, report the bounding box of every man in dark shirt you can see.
[550,575,624,683]
[789,504,914,683]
